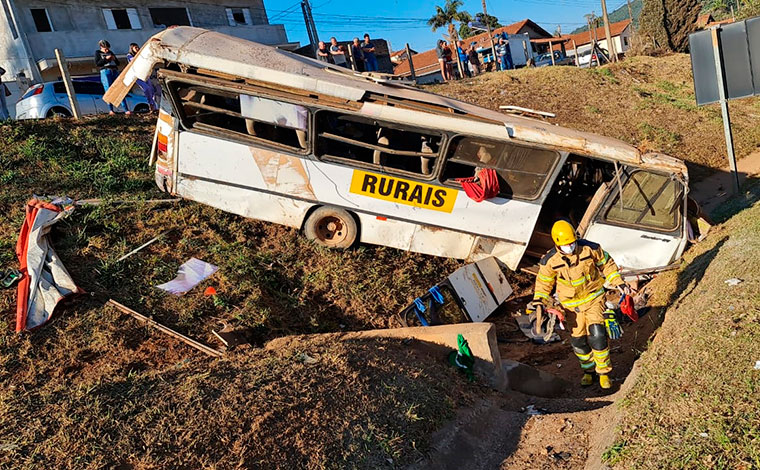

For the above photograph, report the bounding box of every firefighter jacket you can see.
[533,239,625,310]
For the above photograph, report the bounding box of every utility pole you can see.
[301,0,319,54]
[586,14,596,67]
[481,0,497,68]
[626,0,634,28]
[448,24,464,79]
[600,0,617,61]
[406,43,416,82]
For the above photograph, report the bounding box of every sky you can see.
[266,0,632,53]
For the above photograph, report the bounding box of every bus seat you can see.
[420,138,434,175]
[245,119,257,136]
[296,129,307,149]
[373,132,389,166]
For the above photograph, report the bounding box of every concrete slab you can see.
[266,322,508,390]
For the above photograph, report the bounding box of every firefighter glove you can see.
[604,310,623,340]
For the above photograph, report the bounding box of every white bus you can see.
[106,27,692,275]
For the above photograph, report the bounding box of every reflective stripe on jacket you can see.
[533,239,625,309]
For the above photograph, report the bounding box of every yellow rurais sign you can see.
[349,170,457,213]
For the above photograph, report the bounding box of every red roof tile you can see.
[551,19,631,50]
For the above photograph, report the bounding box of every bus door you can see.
[582,168,688,272]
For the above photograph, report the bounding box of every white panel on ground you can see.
[448,264,499,322]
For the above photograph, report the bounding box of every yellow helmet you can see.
[551,220,577,246]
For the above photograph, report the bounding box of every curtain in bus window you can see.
[604,171,679,231]
[240,95,308,131]
[448,137,558,199]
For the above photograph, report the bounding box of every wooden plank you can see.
[107,299,224,358]
[54,48,82,119]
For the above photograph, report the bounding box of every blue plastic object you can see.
[429,286,444,304]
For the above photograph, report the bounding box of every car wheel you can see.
[47,107,71,119]
[303,206,358,249]
[134,104,150,114]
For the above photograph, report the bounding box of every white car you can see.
[15,79,150,119]
[575,48,609,68]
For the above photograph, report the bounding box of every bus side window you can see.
[169,80,309,152]
[442,136,559,200]
[315,110,442,178]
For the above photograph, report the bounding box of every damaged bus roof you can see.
[105,27,686,176]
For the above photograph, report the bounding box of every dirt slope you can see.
[430,55,760,182]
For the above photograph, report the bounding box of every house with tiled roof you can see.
[551,19,633,59]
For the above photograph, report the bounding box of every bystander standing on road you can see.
[127,43,158,112]
[351,37,365,71]
[0,66,10,120]
[95,40,130,115]
[457,40,470,78]
[467,44,481,76]
[435,40,449,81]
[329,37,348,68]
[361,34,378,72]
[316,41,333,63]
[496,37,513,71]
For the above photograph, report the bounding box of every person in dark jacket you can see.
[95,39,130,115]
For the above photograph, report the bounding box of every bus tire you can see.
[303,206,358,249]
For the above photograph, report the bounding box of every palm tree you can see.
[428,0,471,79]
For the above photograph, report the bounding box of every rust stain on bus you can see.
[249,147,316,199]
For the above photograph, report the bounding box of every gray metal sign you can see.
[689,18,760,105]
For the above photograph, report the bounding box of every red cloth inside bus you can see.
[456,168,500,202]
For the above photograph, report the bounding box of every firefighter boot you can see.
[599,374,612,389]
[571,336,595,387]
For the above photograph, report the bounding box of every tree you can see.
[460,12,502,39]
[428,0,471,77]
[428,0,472,33]
[638,0,700,51]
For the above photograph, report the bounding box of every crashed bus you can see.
[105,27,692,276]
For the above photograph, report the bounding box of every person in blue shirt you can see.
[127,43,158,112]
[496,36,513,71]
[457,40,470,78]
[361,34,378,72]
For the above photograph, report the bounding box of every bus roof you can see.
[105,27,687,176]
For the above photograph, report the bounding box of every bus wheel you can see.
[304,207,358,249]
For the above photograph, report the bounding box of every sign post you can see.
[710,27,740,194]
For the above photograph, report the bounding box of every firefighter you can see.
[528,220,632,390]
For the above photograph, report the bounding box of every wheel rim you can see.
[315,215,348,246]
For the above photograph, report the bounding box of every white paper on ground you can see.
[156,257,218,296]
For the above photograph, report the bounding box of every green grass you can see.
[607,193,760,469]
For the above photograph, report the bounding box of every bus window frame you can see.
[313,109,446,183]
[163,75,313,156]
[440,134,561,202]
[599,168,684,235]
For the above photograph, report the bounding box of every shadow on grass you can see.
[670,236,728,306]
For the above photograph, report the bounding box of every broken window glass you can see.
[442,136,559,200]
[604,170,680,231]
[169,80,308,152]
[315,110,442,177]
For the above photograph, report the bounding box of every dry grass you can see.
[602,185,760,469]
[0,303,485,469]
[0,116,479,468]
[429,54,760,182]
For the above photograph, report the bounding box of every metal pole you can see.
[481,0,497,68]
[54,48,81,119]
[711,27,740,194]
[406,43,416,82]
[549,40,555,65]
[573,39,579,66]
[601,0,617,61]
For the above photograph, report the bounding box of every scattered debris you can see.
[297,352,318,364]
[1,268,21,289]
[522,405,544,416]
[754,360,760,370]
[212,323,250,349]
[400,257,512,327]
[515,313,561,344]
[559,418,574,432]
[115,229,172,263]
[552,451,572,461]
[74,198,180,206]
[156,257,218,295]
[448,334,475,381]
[725,278,744,286]
[107,299,223,358]
[699,432,709,438]
[16,198,83,332]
